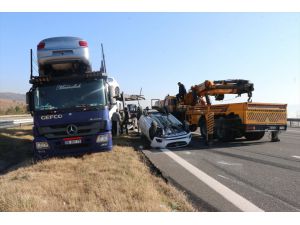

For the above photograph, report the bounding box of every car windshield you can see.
[33,79,107,111]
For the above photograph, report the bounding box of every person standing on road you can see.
[111,109,122,136]
[176,82,187,101]
[135,106,143,134]
[137,106,142,120]
[121,107,130,135]
[149,120,158,140]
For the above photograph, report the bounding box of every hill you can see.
[0,92,26,102]
[0,93,27,115]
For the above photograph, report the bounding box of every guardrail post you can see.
[287,118,300,128]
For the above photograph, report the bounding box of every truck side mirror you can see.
[108,86,116,105]
[26,91,34,112]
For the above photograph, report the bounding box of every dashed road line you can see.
[218,161,242,166]
[286,130,300,134]
[184,151,192,155]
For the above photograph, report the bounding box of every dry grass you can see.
[0,126,33,171]
[0,126,195,212]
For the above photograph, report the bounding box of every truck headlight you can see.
[36,142,49,150]
[96,134,109,143]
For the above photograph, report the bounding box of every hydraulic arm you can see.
[183,79,254,105]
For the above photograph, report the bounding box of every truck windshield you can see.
[33,79,107,111]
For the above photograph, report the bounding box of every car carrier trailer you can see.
[26,45,117,159]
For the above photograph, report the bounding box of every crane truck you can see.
[156,79,287,144]
[26,45,118,159]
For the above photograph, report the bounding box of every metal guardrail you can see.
[0,118,33,129]
[287,118,300,128]
[1,116,299,129]
[0,114,31,118]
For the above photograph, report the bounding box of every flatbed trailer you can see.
[184,102,287,141]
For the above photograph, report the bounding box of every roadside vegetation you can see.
[0,126,195,212]
[0,99,27,115]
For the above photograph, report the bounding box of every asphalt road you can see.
[142,128,300,211]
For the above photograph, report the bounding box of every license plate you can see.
[268,126,277,130]
[64,139,82,145]
[53,50,73,56]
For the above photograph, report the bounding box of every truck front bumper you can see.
[245,124,287,132]
[33,132,112,159]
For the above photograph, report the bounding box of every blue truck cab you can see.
[26,72,113,159]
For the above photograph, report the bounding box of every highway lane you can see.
[142,128,300,211]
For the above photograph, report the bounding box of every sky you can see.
[0,13,299,115]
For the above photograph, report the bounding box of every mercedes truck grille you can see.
[38,121,107,139]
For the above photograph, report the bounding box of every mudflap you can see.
[271,131,280,142]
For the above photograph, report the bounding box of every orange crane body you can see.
[156,79,286,144]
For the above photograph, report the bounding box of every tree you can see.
[15,106,21,113]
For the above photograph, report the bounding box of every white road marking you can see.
[292,155,300,159]
[218,161,242,166]
[218,174,228,179]
[218,175,244,185]
[160,148,264,212]
[184,151,192,155]
[217,174,300,211]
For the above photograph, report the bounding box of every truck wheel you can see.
[216,117,234,142]
[244,132,265,141]
[216,117,229,141]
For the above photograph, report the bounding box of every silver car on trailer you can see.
[37,36,92,76]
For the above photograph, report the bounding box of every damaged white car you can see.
[138,109,192,148]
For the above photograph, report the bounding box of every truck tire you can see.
[244,132,265,141]
[216,117,234,142]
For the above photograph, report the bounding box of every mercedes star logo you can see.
[66,124,78,135]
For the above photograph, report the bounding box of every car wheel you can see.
[78,63,87,74]
[189,124,197,132]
